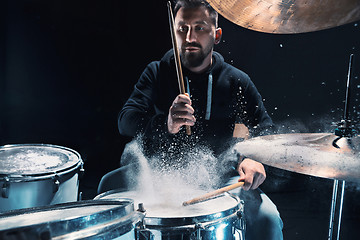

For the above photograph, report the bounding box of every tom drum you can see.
[0,199,144,239]
[95,189,245,240]
[0,144,83,211]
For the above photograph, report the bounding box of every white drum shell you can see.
[0,172,79,211]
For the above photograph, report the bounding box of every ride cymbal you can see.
[208,0,360,33]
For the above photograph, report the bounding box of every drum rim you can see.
[0,143,83,179]
[95,189,242,227]
[0,199,138,238]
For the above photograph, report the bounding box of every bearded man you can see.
[106,0,284,239]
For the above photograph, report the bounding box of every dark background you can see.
[1,0,360,239]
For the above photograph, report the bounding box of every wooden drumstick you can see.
[182,181,245,206]
[167,1,191,135]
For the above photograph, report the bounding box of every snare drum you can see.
[0,199,144,239]
[95,189,245,240]
[0,144,83,211]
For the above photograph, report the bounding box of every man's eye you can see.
[179,26,188,32]
[195,26,205,31]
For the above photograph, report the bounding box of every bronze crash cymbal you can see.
[232,133,360,182]
[207,0,360,33]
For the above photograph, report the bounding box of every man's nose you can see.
[186,28,196,42]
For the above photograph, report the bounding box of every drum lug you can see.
[53,175,60,193]
[135,209,153,240]
[79,164,85,179]
[195,222,205,230]
[135,223,154,240]
[237,213,246,231]
[78,191,83,201]
[135,229,154,240]
[236,200,246,232]
[1,177,10,198]
[195,223,204,240]
[236,210,243,219]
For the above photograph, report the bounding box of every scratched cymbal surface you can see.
[233,133,360,182]
[208,0,360,33]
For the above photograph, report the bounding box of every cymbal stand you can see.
[328,54,355,240]
[328,179,345,240]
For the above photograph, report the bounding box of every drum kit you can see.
[0,1,359,240]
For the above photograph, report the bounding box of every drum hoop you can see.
[0,161,83,182]
[0,144,83,181]
[95,189,242,227]
[0,200,138,238]
[0,200,128,217]
[145,193,241,227]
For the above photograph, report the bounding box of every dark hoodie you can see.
[118,50,273,157]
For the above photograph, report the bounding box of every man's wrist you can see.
[237,153,247,167]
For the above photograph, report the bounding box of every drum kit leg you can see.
[328,179,346,240]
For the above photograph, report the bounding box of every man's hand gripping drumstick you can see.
[182,157,266,206]
[167,93,196,134]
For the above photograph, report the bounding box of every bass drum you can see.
[0,199,144,239]
[0,144,83,211]
[95,189,246,240]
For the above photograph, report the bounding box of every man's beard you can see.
[180,41,213,69]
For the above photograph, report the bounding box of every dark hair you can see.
[173,0,218,27]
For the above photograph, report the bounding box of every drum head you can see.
[0,144,81,176]
[95,189,241,227]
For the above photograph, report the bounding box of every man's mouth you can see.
[185,47,200,52]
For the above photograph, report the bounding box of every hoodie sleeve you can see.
[118,61,169,138]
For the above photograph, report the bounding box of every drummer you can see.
[116,0,283,239]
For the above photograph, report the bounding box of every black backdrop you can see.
[1,1,360,238]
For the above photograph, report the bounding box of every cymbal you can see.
[207,0,360,33]
[232,133,360,182]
